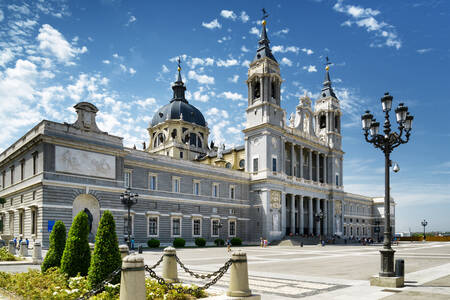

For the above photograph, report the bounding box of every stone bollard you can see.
[120,254,146,300]
[162,246,179,283]
[119,245,129,259]
[32,242,43,264]
[227,251,260,299]
[8,240,15,255]
[19,241,28,257]
[89,243,95,254]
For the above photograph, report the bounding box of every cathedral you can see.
[0,20,394,248]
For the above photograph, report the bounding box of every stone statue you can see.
[289,112,295,127]
[217,143,225,159]
[84,208,93,233]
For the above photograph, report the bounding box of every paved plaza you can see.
[1,242,449,299]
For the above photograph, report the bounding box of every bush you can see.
[230,237,242,246]
[61,211,91,277]
[147,238,160,248]
[42,220,66,272]
[88,210,121,288]
[173,238,185,248]
[195,238,206,247]
[0,247,19,261]
[214,238,224,246]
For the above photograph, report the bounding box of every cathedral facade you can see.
[0,22,394,248]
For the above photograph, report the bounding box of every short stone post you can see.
[19,241,28,257]
[120,254,146,300]
[89,243,95,254]
[8,240,15,255]
[162,246,179,283]
[227,250,260,299]
[32,242,42,264]
[119,245,129,259]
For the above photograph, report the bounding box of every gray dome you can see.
[151,100,206,127]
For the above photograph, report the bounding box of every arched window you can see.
[335,115,340,132]
[271,81,276,98]
[190,133,197,146]
[171,129,177,139]
[239,159,245,168]
[197,137,202,148]
[253,80,260,99]
[225,162,232,169]
[154,133,165,147]
[319,115,326,129]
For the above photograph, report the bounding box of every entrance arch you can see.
[72,194,100,240]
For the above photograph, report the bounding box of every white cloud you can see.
[129,67,136,75]
[220,91,245,101]
[228,75,239,83]
[220,10,236,20]
[37,24,87,65]
[249,27,259,36]
[0,48,14,67]
[301,48,314,55]
[272,45,299,54]
[187,70,215,84]
[274,28,289,36]
[241,45,249,52]
[162,64,169,73]
[202,19,221,29]
[102,60,110,64]
[302,65,317,72]
[189,57,214,68]
[192,87,210,102]
[206,107,229,119]
[127,15,136,24]
[216,58,239,67]
[135,97,156,108]
[240,11,249,23]
[417,48,432,54]
[0,9,4,22]
[241,60,250,67]
[217,36,231,43]
[280,57,292,66]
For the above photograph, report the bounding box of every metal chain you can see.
[144,258,232,294]
[76,267,122,300]
[150,255,164,269]
[175,255,225,279]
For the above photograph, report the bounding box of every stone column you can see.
[32,242,42,264]
[324,155,327,184]
[308,150,312,180]
[19,241,28,257]
[119,245,130,259]
[281,192,286,235]
[308,197,313,235]
[299,145,303,179]
[331,200,336,235]
[120,254,146,300]
[281,138,286,174]
[315,199,321,236]
[299,196,304,235]
[227,251,256,297]
[323,200,328,236]
[162,247,179,283]
[290,195,295,235]
[291,144,295,177]
[316,152,320,182]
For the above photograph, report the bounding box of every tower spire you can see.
[253,9,277,63]
[171,57,188,103]
[321,56,336,98]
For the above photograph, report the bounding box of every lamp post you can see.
[315,210,324,238]
[120,187,138,250]
[421,219,428,241]
[361,92,413,277]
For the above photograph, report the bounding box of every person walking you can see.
[226,238,231,252]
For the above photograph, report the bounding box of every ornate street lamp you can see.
[421,219,428,241]
[315,210,324,237]
[361,92,414,277]
[120,187,138,250]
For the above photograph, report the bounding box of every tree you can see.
[41,221,67,272]
[88,210,121,288]
[60,211,91,277]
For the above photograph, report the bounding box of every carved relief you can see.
[270,190,281,209]
[271,137,278,149]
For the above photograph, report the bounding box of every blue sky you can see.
[0,0,449,232]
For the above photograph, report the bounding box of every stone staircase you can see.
[276,236,321,246]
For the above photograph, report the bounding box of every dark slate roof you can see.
[253,22,277,63]
[320,69,337,99]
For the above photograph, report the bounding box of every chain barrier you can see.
[76,267,121,300]
[144,258,232,294]
[149,255,164,270]
[175,255,224,280]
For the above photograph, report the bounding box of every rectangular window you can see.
[172,218,181,236]
[173,177,180,193]
[335,174,339,186]
[123,215,134,235]
[20,160,25,181]
[19,210,24,235]
[192,219,201,236]
[272,157,277,172]
[1,171,5,189]
[193,180,200,195]
[253,158,258,172]
[180,151,184,159]
[31,209,37,235]
[148,217,158,236]
[212,183,219,197]
[212,219,220,237]
[149,174,157,190]
[32,152,38,175]
[10,166,14,185]
[9,213,14,235]
[229,220,236,237]
[124,171,131,188]
[229,186,235,199]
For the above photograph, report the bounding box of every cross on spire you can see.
[262,8,269,21]
[176,57,182,82]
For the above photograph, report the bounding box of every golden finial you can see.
[261,8,268,26]
[325,65,330,71]
[325,56,331,71]
[177,66,181,72]
[262,19,266,26]
[177,57,182,72]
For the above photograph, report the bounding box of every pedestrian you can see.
[131,238,135,250]
[226,238,231,252]
[18,237,22,250]
[260,237,264,248]
[13,237,17,248]
[25,238,29,248]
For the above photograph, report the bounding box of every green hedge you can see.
[147,238,160,248]
[60,211,91,277]
[230,237,242,246]
[195,238,206,247]
[214,238,224,246]
[42,221,66,272]
[173,238,185,248]
[87,210,121,288]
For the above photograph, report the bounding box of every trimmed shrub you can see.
[60,211,91,277]
[42,220,66,272]
[214,238,224,246]
[230,237,242,246]
[173,238,185,248]
[147,238,160,248]
[0,247,19,261]
[195,238,206,247]
[87,210,121,288]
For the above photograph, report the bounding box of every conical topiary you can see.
[88,210,122,288]
[60,211,91,277]
[41,220,66,272]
